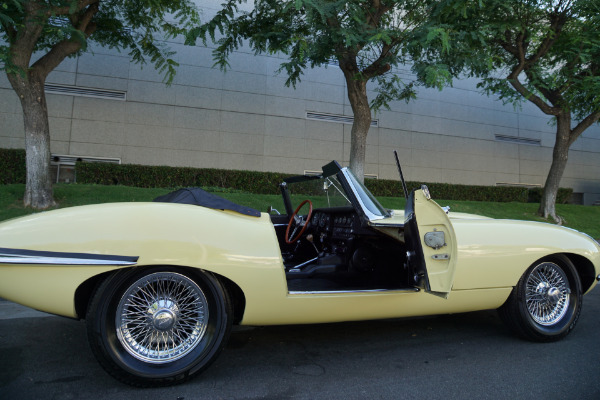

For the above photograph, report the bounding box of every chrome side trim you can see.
[288,288,419,295]
[369,222,404,228]
[288,257,319,270]
[0,247,138,266]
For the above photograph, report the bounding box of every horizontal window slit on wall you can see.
[494,134,541,146]
[44,84,126,101]
[305,170,377,179]
[307,112,379,127]
[496,182,542,188]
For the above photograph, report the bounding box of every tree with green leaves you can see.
[429,0,600,221]
[0,0,198,209]
[189,0,451,182]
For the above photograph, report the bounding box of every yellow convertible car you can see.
[1,159,599,387]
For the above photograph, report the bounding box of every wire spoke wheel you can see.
[498,256,582,342]
[87,267,232,387]
[116,272,208,363]
[525,262,570,326]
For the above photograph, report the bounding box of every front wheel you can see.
[86,266,232,387]
[498,255,582,342]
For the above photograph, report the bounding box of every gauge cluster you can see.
[311,208,356,240]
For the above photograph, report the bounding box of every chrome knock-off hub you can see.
[152,308,176,331]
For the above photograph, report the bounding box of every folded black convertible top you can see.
[153,187,261,217]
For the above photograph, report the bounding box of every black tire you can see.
[498,255,582,342]
[86,266,232,387]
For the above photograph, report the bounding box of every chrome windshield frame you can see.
[340,168,391,222]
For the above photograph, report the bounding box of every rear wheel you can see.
[86,266,232,387]
[498,255,582,342]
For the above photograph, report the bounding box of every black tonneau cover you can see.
[153,188,261,217]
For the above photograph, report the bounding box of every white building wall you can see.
[1,14,599,204]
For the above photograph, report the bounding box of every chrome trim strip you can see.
[288,288,419,295]
[0,247,138,266]
[0,256,138,266]
[369,222,404,228]
[340,168,387,222]
[288,257,319,270]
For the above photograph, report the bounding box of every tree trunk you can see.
[344,73,371,183]
[7,71,55,209]
[538,113,571,223]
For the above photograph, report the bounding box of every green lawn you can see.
[1,183,599,239]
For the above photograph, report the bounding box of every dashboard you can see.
[310,207,357,240]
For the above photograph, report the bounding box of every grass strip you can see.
[1,184,598,239]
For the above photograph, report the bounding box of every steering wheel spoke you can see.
[285,199,313,244]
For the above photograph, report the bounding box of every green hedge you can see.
[365,179,527,202]
[0,148,572,203]
[527,187,573,205]
[0,148,26,184]
[77,162,294,195]
[77,160,573,204]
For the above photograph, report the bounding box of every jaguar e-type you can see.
[0,159,599,387]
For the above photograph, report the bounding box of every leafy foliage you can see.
[0,0,200,83]
[426,0,600,123]
[188,0,453,111]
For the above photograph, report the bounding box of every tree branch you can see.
[570,111,600,145]
[32,3,99,77]
[498,30,519,57]
[507,65,558,115]
[9,3,48,68]
[48,0,99,17]
[366,0,391,29]
[362,38,401,79]
[524,12,567,68]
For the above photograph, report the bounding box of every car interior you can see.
[270,171,411,293]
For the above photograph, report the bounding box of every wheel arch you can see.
[75,270,115,319]
[210,272,246,325]
[75,265,247,324]
[560,252,597,294]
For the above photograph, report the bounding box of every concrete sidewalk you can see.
[0,298,52,320]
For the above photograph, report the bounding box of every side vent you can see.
[496,182,541,188]
[45,84,126,101]
[307,112,378,127]
[494,134,541,146]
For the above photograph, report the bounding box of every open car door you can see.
[404,186,457,298]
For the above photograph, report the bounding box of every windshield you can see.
[287,175,352,209]
[342,169,391,220]
[284,165,391,221]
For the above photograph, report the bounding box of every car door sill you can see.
[288,288,420,295]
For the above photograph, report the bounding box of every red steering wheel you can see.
[285,199,313,244]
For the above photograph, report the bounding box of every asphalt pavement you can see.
[1,289,599,400]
